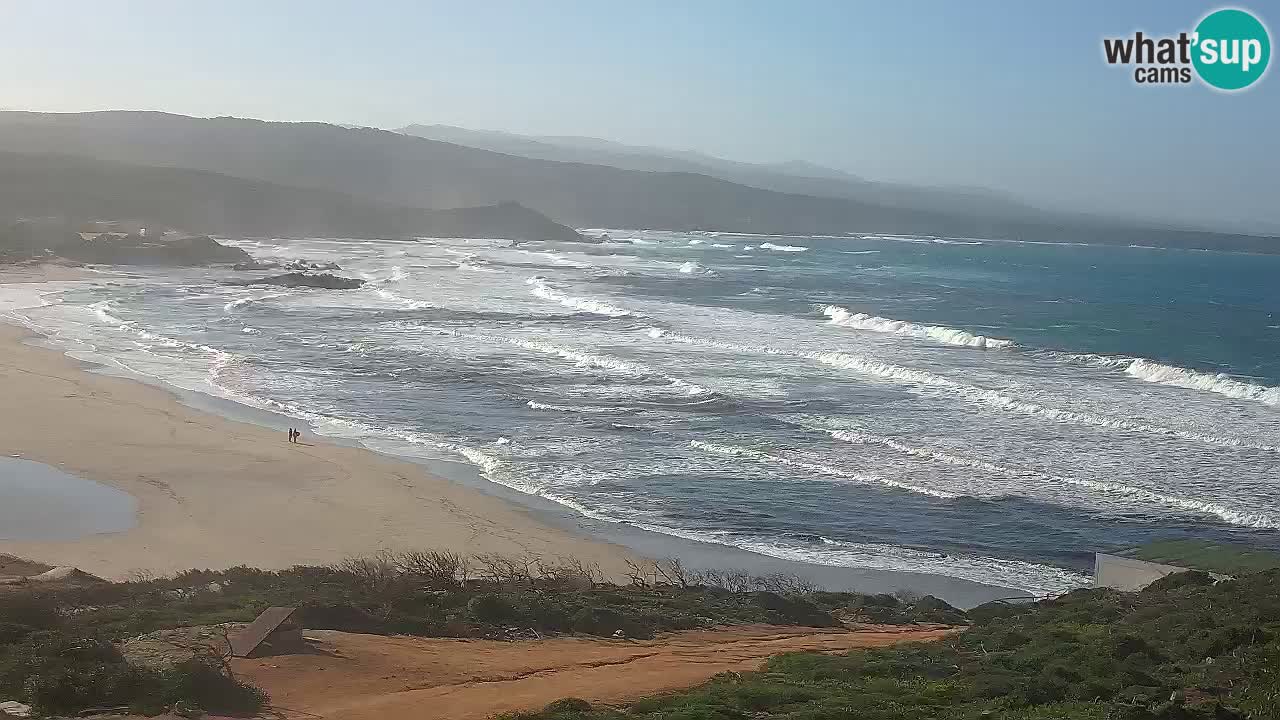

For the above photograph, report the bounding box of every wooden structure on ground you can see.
[229,606,305,658]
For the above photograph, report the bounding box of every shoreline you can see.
[0,268,638,579]
[0,265,1019,606]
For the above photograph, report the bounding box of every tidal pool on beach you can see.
[0,457,137,541]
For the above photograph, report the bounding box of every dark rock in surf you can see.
[232,272,365,289]
[233,258,342,272]
[1,221,252,266]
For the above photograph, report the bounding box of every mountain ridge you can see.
[0,149,583,242]
[0,111,1275,253]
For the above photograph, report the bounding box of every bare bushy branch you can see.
[394,550,470,589]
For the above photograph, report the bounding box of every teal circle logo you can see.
[1193,8,1271,90]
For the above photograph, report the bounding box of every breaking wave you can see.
[823,305,1013,349]
[1122,358,1280,407]
[759,242,808,252]
[526,277,633,317]
[1066,353,1280,408]
[223,292,288,313]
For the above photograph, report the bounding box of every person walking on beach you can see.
[287,427,295,443]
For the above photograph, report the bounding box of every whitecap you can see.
[822,305,1013,349]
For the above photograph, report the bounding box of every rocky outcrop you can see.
[60,233,252,266]
[413,202,585,243]
[231,272,365,289]
[1,221,252,266]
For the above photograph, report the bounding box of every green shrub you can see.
[468,593,516,622]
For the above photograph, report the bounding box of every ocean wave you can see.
[644,328,1280,453]
[223,292,288,313]
[755,536,1089,595]
[1065,353,1280,408]
[689,439,956,499]
[823,305,1014,349]
[526,277,633,317]
[89,300,126,325]
[441,329,707,397]
[678,261,705,274]
[759,242,808,252]
[1122,358,1280,406]
[861,234,984,246]
[620,523,1087,595]
[823,427,1278,528]
[526,400,633,413]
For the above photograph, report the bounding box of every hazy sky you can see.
[2,1,1276,231]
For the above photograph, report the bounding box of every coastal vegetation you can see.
[509,568,1280,720]
[4,551,1279,718]
[0,553,956,716]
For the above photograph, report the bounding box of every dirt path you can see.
[234,624,955,720]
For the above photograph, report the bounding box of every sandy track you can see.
[235,624,954,720]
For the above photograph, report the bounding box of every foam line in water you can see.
[689,439,957,499]
[823,305,1013,349]
[758,242,808,252]
[438,329,708,397]
[822,427,1277,528]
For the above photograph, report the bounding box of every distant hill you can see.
[0,111,1275,253]
[398,123,1041,220]
[0,151,582,242]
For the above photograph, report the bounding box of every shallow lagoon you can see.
[0,458,137,541]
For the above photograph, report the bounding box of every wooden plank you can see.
[229,606,298,658]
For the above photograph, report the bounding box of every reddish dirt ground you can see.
[233,624,955,720]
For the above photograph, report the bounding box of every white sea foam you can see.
[526,277,633,317]
[678,261,704,274]
[759,242,808,252]
[822,305,1014,349]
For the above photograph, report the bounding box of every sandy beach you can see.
[0,267,635,579]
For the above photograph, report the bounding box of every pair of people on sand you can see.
[287,427,302,443]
